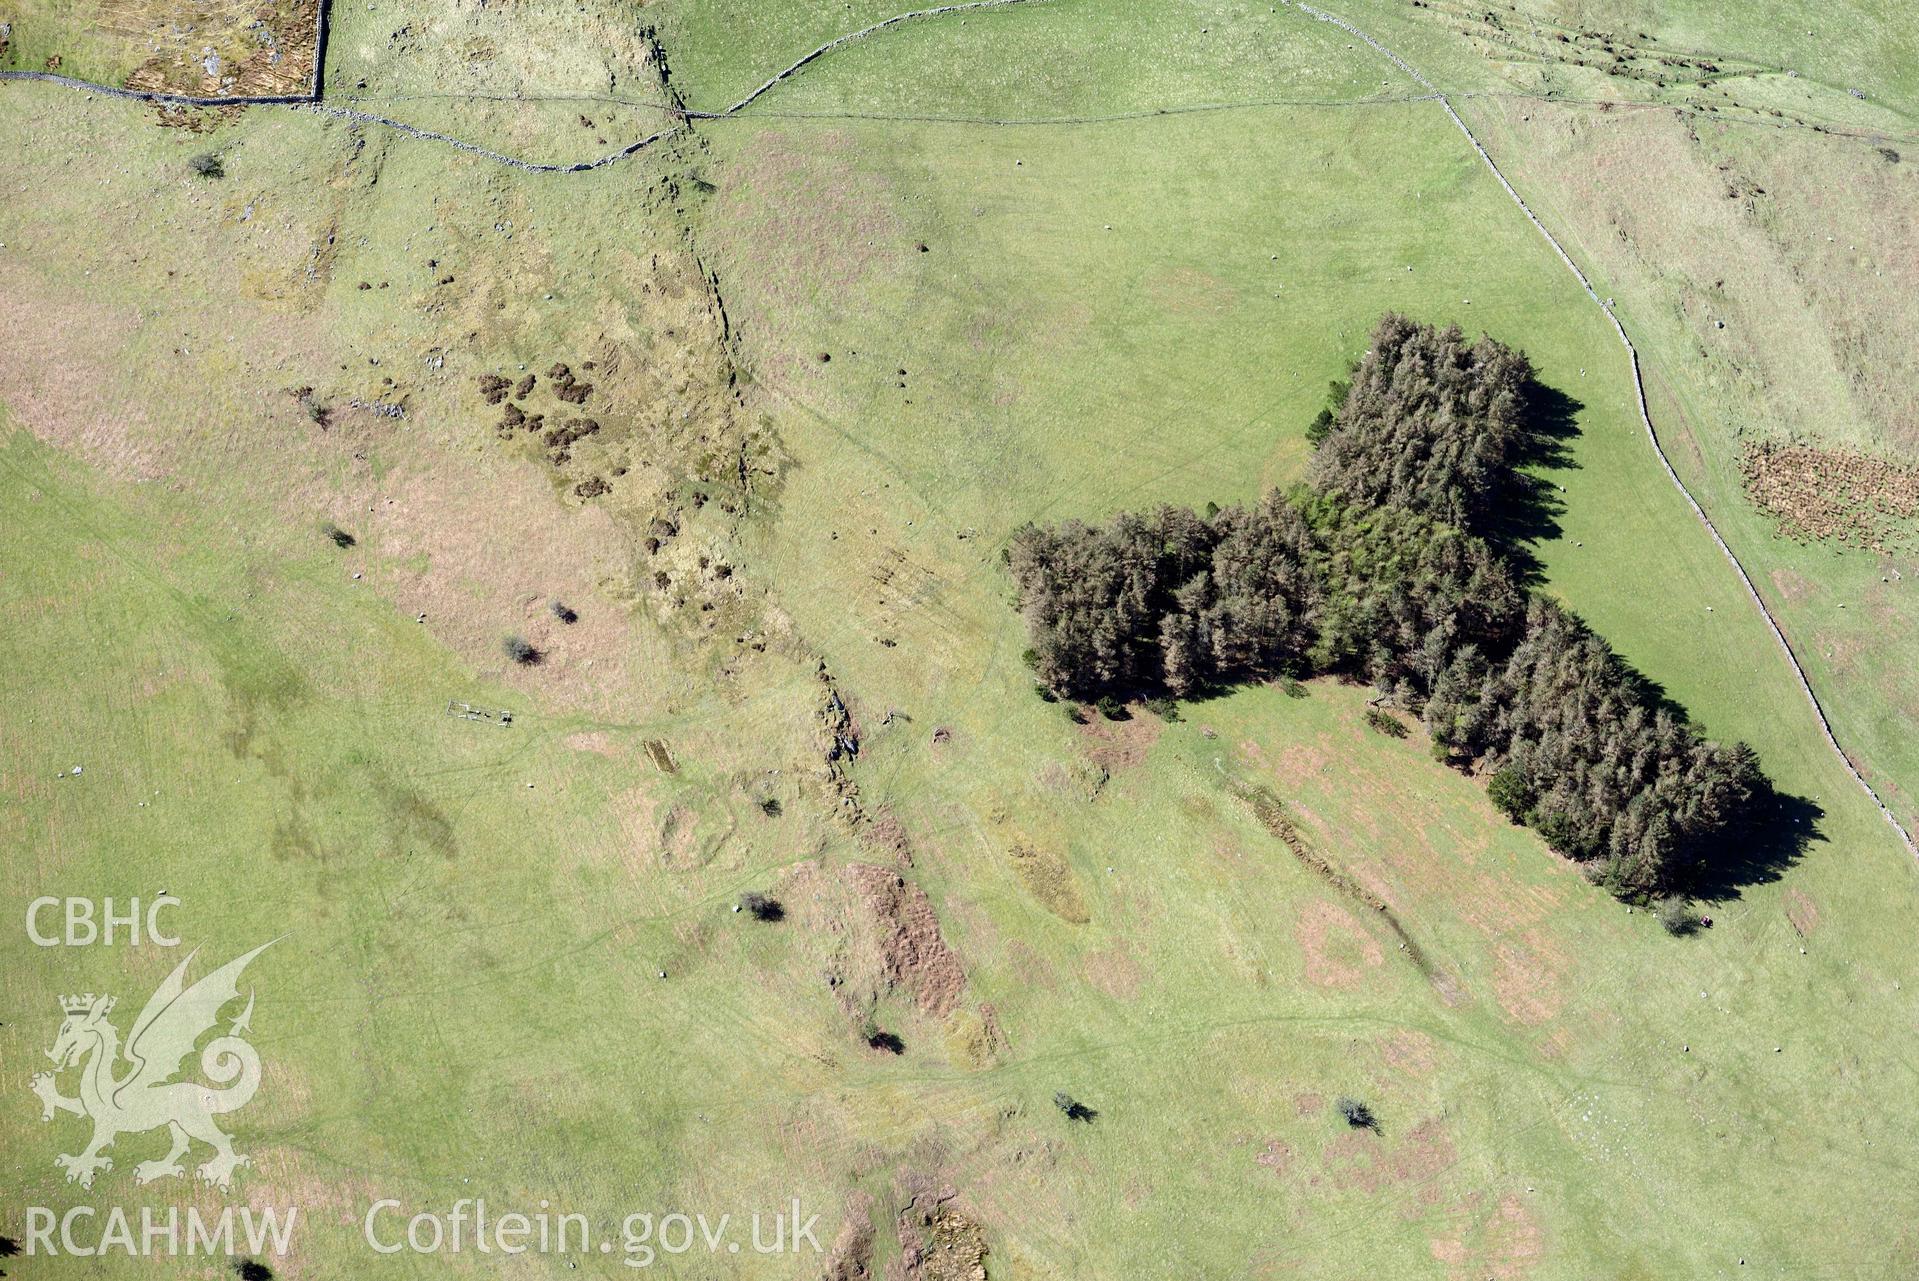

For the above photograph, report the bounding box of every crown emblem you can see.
[60,993,112,1015]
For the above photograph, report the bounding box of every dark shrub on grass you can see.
[1053,1091,1097,1123]
[856,1014,901,1052]
[1655,895,1695,936]
[502,635,541,665]
[1336,1096,1378,1130]
[740,891,784,922]
[189,152,224,179]
[1364,707,1408,738]
[320,522,355,548]
[550,600,578,624]
[1143,696,1181,722]
[1095,695,1128,721]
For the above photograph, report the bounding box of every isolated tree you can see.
[319,521,355,548]
[549,600,578,624]
[1053,1091,1097,1122]
[502,634,541,665]
[188,152,224,179]
[739,891,783,922]
[1336,1096,1378,1131]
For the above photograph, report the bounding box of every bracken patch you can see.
[1742,441,1919,552]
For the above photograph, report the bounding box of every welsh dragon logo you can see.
[31,940,276,1190]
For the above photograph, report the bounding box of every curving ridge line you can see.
[1,0,1050,172]
[1293,1,1917,859]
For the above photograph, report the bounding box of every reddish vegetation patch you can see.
[0,265,162,479]
[1742,441,1919,552]
[1769,567,1822,605]
[1378,1029,1440,1081]
[1004,940,1056,991]
[1320,1117,1456,1205]
[1430,1193,1544,1280]
[862,808,916,867]
[1082,944,1145,1001]
[1255,1138,1295,1177]
[1294,1091,1325,1117]
[1490,933,1567,1027]
[563,731,620,756]
[722,130,907,385]
[1785,886,1822,937]
[844,863,966,1017]
[1296,899,1385,989]
[1270,741,1334,783]
[1077,712,1162,774]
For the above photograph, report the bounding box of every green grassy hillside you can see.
[3,1,1917,1277]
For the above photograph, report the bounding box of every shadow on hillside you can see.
[1689,788,1821,903]
[1486,379,1582,585]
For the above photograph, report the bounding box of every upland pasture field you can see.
[3,1,1917,1277]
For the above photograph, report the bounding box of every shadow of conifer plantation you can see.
[1485,378,1581,586]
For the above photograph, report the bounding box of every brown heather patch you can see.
[1742,440,1919,552]
[1255,1138,1295,1177]
[0,263,162,480]
[564,730,621,756]
[1769,567,1822,604]
[842,863,967,1018]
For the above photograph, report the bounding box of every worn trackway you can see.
[1295,1,1918,859]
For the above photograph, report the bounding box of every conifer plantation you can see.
[1009,314,1765,899]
